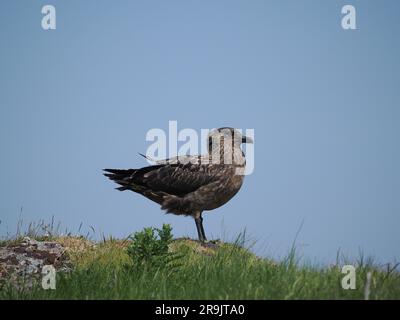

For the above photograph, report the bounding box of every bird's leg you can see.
[194,213,219,249]
[194,212,207,242]
[199,216,207,241]
[195,217,207,242]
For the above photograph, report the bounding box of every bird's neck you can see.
[208,143,246,166]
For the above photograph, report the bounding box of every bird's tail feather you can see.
[103,168,137,190]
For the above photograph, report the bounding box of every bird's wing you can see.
[139,153,210,165]
[132,162,219,196]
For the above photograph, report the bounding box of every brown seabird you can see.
[104,127,253,243]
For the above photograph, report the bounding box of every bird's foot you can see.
[200,240,220,250]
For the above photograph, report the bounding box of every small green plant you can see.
[126,224,183,272]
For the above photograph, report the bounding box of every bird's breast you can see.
[204,173,244,211]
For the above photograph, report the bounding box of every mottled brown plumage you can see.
[104,127,253,242]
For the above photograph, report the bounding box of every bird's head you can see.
[207,127,253,155]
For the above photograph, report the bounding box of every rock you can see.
[0,237,71,290]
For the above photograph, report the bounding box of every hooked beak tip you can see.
[242,136,254,144]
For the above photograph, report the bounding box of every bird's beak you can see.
[242,136,254,144]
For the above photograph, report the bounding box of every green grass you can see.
[1,224,399,300]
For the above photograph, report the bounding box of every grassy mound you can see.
[1,225,399,300]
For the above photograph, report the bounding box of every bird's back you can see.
[104,159,244,215]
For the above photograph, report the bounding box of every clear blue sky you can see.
[1,1,399,264]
